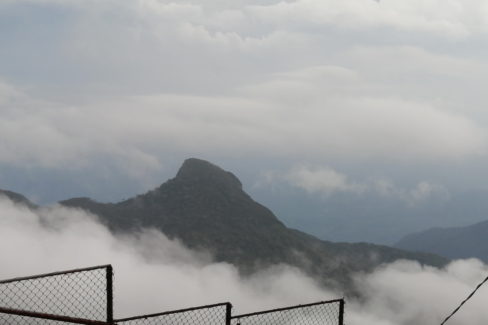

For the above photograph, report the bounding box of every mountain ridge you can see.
[0,189,37,208]
[1,158,448,291]
[59,158,447,290]
[396,219,488,261]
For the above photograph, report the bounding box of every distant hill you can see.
[0,189,36,208]
[253,179,488,246]
[396,220,488,262]
[58,158,447,290]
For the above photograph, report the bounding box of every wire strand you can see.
[440,275,488,325]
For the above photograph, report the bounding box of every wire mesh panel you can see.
[0,265,113,322]
[230,299,344,325]
[115,302,232,325]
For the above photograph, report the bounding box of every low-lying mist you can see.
[1,196,487,324]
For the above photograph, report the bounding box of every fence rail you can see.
[115,302,232,325]
[230,299,345,325]
[0,306,112,325]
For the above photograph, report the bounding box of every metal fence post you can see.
[226,302,232,325]
[106,265,114,324]
[338,299,345,325]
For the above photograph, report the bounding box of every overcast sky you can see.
[1,0,488,223]
[4,3,488,322]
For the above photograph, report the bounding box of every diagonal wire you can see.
[440,275,488,325]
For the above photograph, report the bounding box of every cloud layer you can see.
[260,164,449,206]
[0,75,485,175]
[1,0,487,178]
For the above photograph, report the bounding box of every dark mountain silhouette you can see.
[396,220,488,262]
[58,158,447,289]
[0,189,36,208]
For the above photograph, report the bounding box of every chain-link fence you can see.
[0,265,113,324]
[0,265,345,325]
[115,302,232,325]
[230,299,344,325]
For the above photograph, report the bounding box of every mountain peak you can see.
[175,158,242,189]
[54,158,448,291]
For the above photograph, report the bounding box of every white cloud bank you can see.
[284,166,367,195]
[1,195,488,324]
[0,72,485,177]
[261,165,449,205]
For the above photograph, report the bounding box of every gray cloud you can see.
[248,0,488,38]
[0,73,484,180]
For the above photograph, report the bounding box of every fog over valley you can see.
[1,195,488,324]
